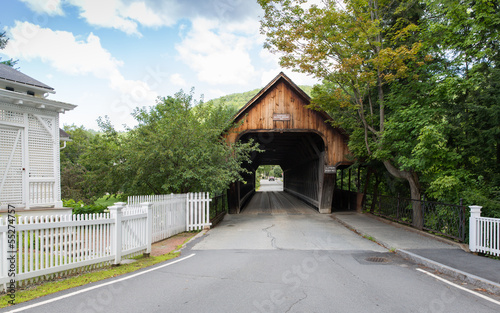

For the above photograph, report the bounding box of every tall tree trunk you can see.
[382,160,423,229]
[362,167,373,211]
[371,173,381,213]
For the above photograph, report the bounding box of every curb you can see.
[331,213,500,296]
[331,214,394,250]
[174,229,208,253]
[398,249,500,296]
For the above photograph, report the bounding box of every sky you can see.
[0,0,319,130]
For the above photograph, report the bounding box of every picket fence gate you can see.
[0,192,213,291]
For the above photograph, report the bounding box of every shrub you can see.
[63,199,107,215]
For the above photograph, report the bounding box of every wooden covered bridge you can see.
[225,72,353,214]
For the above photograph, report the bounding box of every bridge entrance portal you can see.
[225,73,353,214]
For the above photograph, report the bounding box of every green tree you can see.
[79,90,260,197]
[272,166,283,178]
[259,0,427,227]
[260,0,500,219]
[78,116,127,199]
[60,125,95,165]
[60,125,100,203]
[0,30,18,67]
[419,0,500,215]
[121,90,260,194]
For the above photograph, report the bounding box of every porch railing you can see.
[28,178,56,208]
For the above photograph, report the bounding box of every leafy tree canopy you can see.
[259,0,500,218]
[67,89,261,201]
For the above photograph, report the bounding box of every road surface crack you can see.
[263,224,282,250]
[285,291,308,313]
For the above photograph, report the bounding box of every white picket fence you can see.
[0,192,213,290]
[469,205,500,257]
[187,192,212,231]
[127,192,212,242]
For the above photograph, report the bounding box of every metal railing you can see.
[364,193,467,242]
[210,193,227,226]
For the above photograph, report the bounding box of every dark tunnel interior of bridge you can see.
[229,131,328,213]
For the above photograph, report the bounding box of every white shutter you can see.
[0,125,24,206]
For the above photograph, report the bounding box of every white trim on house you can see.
[0,89,76,113]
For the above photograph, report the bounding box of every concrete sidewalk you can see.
[332,212,500,295]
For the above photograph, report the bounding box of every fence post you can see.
[469,205,482,253]
[109,202,125,265]
[396,193,400,220]
[205,192,212,230]
[186,193,190,231]
[141,202,153,256]
[460,198,465,242]
[421,194,426,227]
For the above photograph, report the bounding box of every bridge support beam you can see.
[319,173,336,213]
[228,182,240,214]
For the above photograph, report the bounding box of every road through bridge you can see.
[241,179,318,215]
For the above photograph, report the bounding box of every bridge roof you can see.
[226,72,352,167]
[233,72,334,123]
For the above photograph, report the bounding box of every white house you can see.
[0,64,76,214]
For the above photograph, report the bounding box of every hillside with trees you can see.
[208,85,313,112]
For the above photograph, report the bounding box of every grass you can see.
[0,233,196,308]
[363,234,377,242]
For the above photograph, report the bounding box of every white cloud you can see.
[124,2,165,28]
[206,88,228,101]
[68,0,141,36]
[259,47,280,65]
[175,17,260,86]
[286,71,320,86]
[19,0,64,16]
[169,73,186,87]
[3,21,157,107]
[18,1,261,37]
[260,68,319,88]
[61,0,182,36]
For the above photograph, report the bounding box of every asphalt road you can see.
[3,188,500,313]
[242,180,315,215]
[258,179,284,192]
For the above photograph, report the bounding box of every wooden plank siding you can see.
[225,73,352,167]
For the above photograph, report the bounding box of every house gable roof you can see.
[0,64,54,91]
[59,128,71,141]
